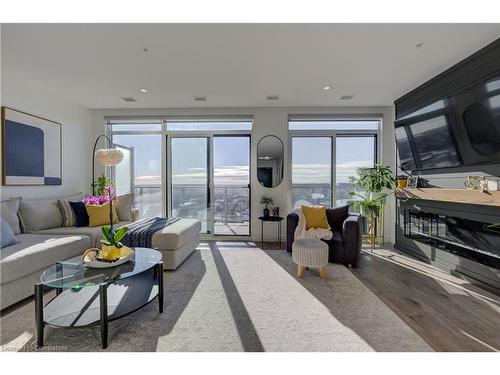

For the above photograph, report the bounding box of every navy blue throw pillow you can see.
[69,201,89,227]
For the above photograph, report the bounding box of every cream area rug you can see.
[0,242,431,352]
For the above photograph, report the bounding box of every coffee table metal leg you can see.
[55,261,63,296]
[34,283,44,348]
[99,284,108,349]
[157,262,164,313]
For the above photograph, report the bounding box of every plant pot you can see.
[101,245,122,260]
[263,208,270,218]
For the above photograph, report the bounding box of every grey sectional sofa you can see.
[1,193,201,310]
[0,193,136,310]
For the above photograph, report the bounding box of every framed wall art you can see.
[1,106,62,186]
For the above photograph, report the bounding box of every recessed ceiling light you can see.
[258,156,273,160]
[139,88,148,93]
[323,85,332,91]
[266,95,279,101]
[340,95,354,100]
[193,96,207,102]
[121,97,137,103]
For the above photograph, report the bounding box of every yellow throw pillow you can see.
[85,203,119,227]
[301,205,329,230]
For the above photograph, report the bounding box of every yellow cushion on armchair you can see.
[301,205,329,230]
[85,203,119,227]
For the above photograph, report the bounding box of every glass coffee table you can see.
[35,247,163,349]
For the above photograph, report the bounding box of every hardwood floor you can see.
[351,247,500,352]
[260,242,500,351]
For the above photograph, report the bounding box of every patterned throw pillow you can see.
[57,199,77,227]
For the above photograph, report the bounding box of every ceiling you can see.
[2,24,499,109]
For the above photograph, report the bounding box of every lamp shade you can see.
[95,148,124,166]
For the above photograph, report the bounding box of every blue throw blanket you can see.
[121,217,180,249]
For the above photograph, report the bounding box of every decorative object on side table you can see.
[1,106,62,186]
[272,206,280,217]
[260,196,274,218]
[349,164,396,251]
[406,176,419,188]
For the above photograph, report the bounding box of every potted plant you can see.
[349,191,387,250]
[349,164,396,249]
[260,196,274,218]
[83,183,129,260]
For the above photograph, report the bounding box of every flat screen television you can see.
[395,75,500,171]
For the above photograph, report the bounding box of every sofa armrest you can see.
[131,209,140,222]
[342,213,363,265]
[286,213,299,253]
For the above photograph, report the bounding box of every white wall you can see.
[93,106,396,244]
[0,66,94,200]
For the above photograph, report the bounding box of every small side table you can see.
[258,216,284,249]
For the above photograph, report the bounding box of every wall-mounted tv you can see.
[395,75,500,171]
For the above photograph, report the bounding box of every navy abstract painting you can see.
[2,107,61,185]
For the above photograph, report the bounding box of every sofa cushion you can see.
[57,199,77,227]
[301,205,329,230]
[0,233,91,284]
[18,193,83,233]
[151,219,201,250]
[85,203,119,227]
[1,218,19,248]
[34,221,132,247]
[114,193,134,221]
[326,205,350,231]
[70,201,89,227]
[0,197,22,235]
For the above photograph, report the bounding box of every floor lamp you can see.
[92,135,123,195]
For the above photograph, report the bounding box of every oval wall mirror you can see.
[257,135,284,188]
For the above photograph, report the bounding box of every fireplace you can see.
[396,198,500,292]
[403,209,500,270]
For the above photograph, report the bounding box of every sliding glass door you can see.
[170,137,210,233]
[213,136,250,235]
[169,135,251,236]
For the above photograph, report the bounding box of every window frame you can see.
[288,117,381,209]
[106,117,253,237]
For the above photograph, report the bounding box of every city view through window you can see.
[111,120,377,234]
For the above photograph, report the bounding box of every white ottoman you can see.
[292,238,328,279]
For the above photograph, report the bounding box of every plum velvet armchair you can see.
[286,205,363,267]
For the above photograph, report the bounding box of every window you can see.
[335,136,376,206]
[290,119,378,209]
[166,121,251,131]
[289,120,379,131]
[111,134,163,218]
[291,137,332,208]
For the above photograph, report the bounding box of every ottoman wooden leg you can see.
[319,266,326,279]
[297,265,305,278]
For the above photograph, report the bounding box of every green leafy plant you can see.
[349,192,387,217]
[260,196,274,208]
[350,164,396,193]
[99,185,128,248]
[101,225,128,248]
[92,174,113,196]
